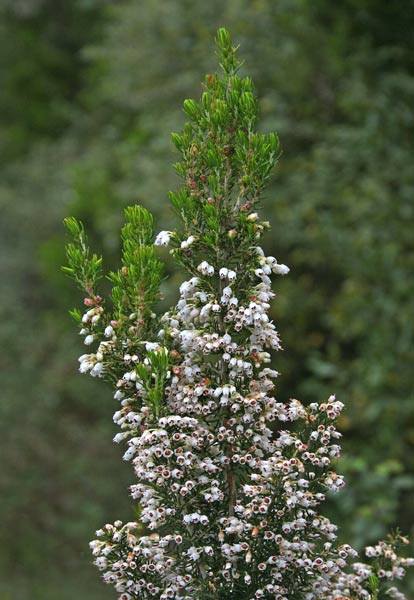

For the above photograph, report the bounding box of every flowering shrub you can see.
[63,28,412,600]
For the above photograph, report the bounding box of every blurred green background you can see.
[0,1,413,598]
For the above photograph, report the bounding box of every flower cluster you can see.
[64,28,413,600]
[335,535,414,599]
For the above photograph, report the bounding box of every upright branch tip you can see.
[215,27,241,75]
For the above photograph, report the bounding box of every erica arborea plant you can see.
[63,28,413,600]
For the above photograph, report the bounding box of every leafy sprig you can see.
[108,205,164,325]
[62,216,103,297]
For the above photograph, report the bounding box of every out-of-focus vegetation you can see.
[0,1,412,598]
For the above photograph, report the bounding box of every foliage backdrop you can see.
[0,1,413,598]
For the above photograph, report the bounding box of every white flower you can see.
[154,230,172,246]
[78,354,94,373]
[123,446,135,461]
[113,432,129,443]
[187,546,200,561]
[197,261,214,276]
[272,263,290,275]
[104,325,114,337]
[144,341,160,351]
[84,334,94,345]
[181,235,195,249]
[179,281,192,297]
[90,362,104,377]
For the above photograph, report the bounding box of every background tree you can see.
[1,2,413,599]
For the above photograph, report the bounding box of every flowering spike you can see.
[64,29,413,600]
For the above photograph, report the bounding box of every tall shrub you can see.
[64,29,412,600]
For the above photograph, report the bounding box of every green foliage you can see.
[63,216,103,295]
[368,573,379,600]
[0,0,106,161]
[168,30,280,303]
[62,203,167,434]
[108,206,163,322]
[135,349,170,420]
